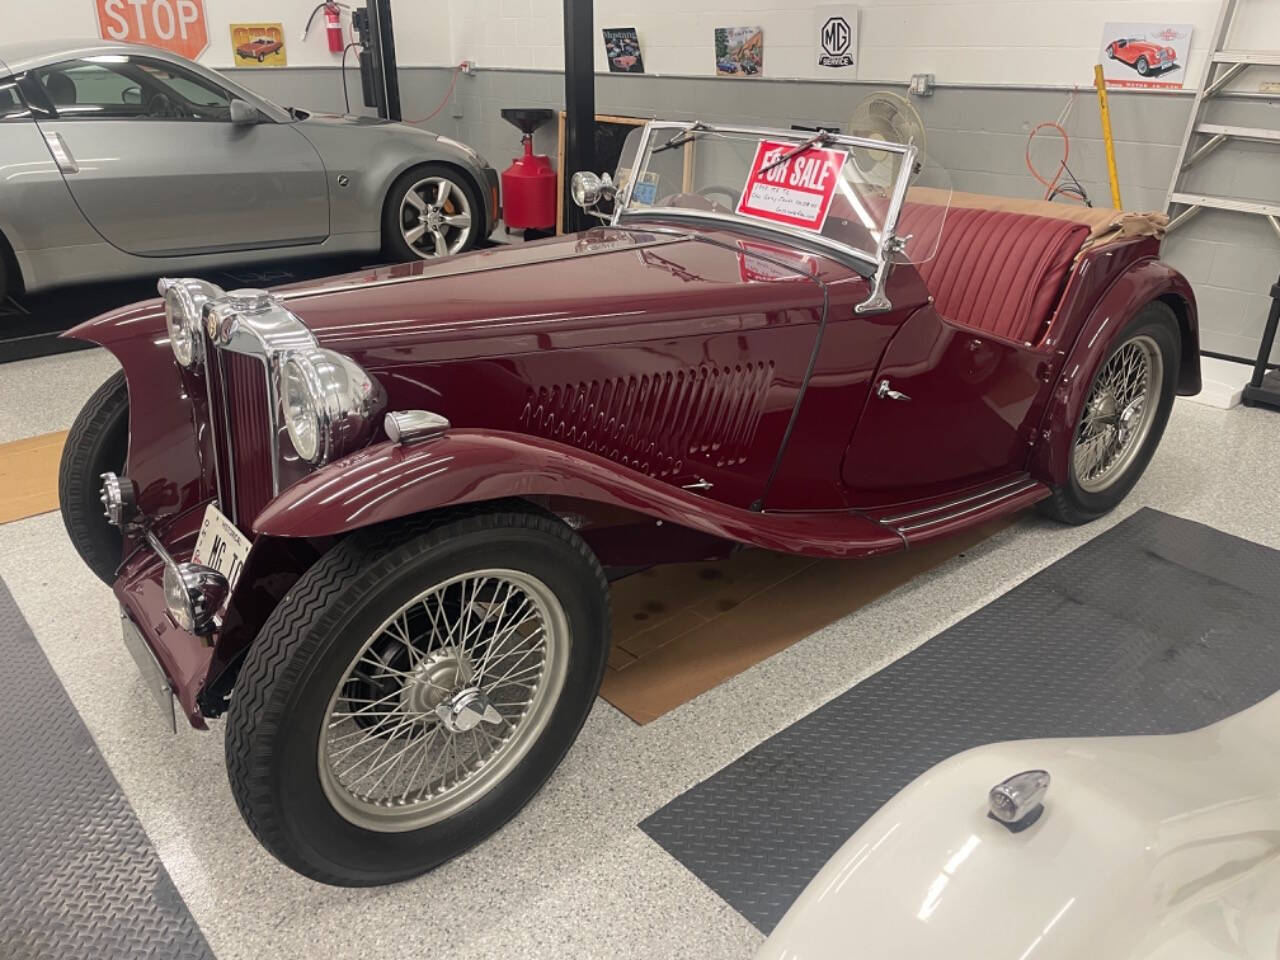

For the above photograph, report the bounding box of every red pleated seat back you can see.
[896,204,1090,345]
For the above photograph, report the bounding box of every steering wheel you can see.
[696,185,741,208]
[146,92,185,119]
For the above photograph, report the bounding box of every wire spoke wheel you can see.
[1072,335,1163,494]
[399,176,473,259]
[318,568,569,831]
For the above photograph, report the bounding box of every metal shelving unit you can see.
[1165,0,1280,409]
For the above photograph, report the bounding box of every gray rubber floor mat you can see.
[0,579,214,960]
[641,508,1280,933]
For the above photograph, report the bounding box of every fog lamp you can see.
[570,171,615,210]
[163,561,229,635]
[99,471,138,528]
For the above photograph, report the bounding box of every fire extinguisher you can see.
[303,2,346,54]
[324,3,343,53]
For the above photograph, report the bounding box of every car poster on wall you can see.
[1098,22,1193,89]
[814,4,859,74]
[230,22,287,67]
[603,27,644,74]
[715,26,763,78]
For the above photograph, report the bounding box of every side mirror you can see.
[229,98,258,125]
[570,171,616,212]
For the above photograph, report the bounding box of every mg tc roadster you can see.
[60,121,1199,885]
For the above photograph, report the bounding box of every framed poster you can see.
[814,5,859,74]
[1099,23,1192,89]
[230,22,287,67]
[603,27,643,74]
[714,26,763,78]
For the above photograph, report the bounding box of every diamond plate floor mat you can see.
[641,508,1280,933]
[0,579,214,960]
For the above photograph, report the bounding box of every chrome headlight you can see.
[159,278,224,367]
[279,348,386,465]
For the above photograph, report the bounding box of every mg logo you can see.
[818,15,854,68]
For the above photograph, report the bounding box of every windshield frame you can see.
[611,120,919,271]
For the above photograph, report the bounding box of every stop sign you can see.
[95,0,210,61]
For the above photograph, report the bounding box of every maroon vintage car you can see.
[59,121,1198,886]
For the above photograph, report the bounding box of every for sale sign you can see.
[736,140,846,232]
[95,0,210,61]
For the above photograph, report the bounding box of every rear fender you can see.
[252,430,905,559]
[1029,258,1198,488]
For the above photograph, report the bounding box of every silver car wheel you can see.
[1072,335,1163,494]
[318,568,569,832]
[399,176,474,258]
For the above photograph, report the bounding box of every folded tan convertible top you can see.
[907,186,1168,256]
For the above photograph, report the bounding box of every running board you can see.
[874,476,1050,546]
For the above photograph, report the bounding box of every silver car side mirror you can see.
[229,99,258,125]
[571,171,616,214]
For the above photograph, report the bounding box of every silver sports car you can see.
[0,39,500,303]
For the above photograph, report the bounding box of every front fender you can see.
[252,430,905,559]
[1029,258,1198,489]
[64,300,210,525]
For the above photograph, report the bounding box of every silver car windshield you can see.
[613,121,920,267]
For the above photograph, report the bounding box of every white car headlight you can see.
[159,278,224,367]
[280,348,386,466]
[282,355,322,463]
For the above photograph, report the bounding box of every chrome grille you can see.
[203,347,275,530]
[224,353,275,526]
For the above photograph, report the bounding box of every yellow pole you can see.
[1093,64,1123,210]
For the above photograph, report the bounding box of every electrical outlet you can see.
[908,73,935,97]
[460,59,476,76]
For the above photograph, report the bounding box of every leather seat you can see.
[896,203,1090,345]
[42,71,77,106]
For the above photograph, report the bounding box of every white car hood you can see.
[757,692,1280,960]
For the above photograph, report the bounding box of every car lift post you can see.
[562,0,596,233]
[356,0,401,121]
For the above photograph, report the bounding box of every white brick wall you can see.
[20,0,453,68]
[23,0,1280,82]
[446,0,1280,88]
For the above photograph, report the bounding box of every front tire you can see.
[382,163,481,262]
[58,372,129,584]
[225,506,610,885]
[1039,302,1179,525]
[1136,56,1150,75]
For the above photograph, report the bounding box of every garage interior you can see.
[3,1,1280,958]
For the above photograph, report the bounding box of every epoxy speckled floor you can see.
[0,347,1276,960]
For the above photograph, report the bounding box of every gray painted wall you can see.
[230,65,1280,363]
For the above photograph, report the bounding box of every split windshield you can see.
[613,122,949,266]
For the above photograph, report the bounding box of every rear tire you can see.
[58,372,129,584]
[1039,302,1179,525]
[225,506,610,885]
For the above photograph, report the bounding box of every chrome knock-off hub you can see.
[436,688,503,733]
[400,646,472,716]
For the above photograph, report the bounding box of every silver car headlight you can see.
[279,348,386,465]
[159,278,224,367]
